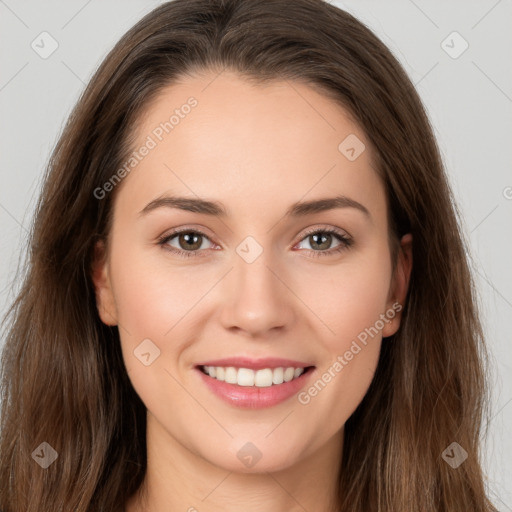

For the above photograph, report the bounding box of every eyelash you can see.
[157,226,353,259]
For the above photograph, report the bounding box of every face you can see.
[92,69,412,474]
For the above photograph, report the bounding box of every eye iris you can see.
[310,232,332,250]
[179,232,202,250]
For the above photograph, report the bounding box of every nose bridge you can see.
[219,234,294,334]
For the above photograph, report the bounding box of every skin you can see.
[92,69,412,512]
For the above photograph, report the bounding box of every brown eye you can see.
[175,232,204,251]
[295,228,352,258]
[158,229,214,258]
[158,227,352,259]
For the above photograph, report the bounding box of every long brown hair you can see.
[0,0,498,510]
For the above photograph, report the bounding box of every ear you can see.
[382,233,413,338]
[90,239,118,326]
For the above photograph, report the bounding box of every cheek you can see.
[301,248,392,419]
[108,247,204,413]
[110,246,210,334]
[295,266,390,433]
[108,244,222,395]
[297,246,393,351]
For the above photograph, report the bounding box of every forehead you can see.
[114,69,387,226]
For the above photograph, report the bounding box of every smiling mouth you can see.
[197,364,315,387]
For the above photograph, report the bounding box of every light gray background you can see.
[0,0,511,509]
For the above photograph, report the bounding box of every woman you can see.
[0,0,498,510]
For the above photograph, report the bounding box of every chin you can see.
[201,439,304,474]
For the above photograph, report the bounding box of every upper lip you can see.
[195,357,315,370]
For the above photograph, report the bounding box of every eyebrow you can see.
[138,194,371,220]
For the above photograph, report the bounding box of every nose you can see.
[218,246,296,337]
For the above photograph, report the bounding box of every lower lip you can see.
[195,366,316,409]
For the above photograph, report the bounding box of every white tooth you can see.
[237,368,255,386]
[224,366,238,384]
[272,367,284,385]
[206,365,305,385]
[254,368,273,387]
[283,367,295,382]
